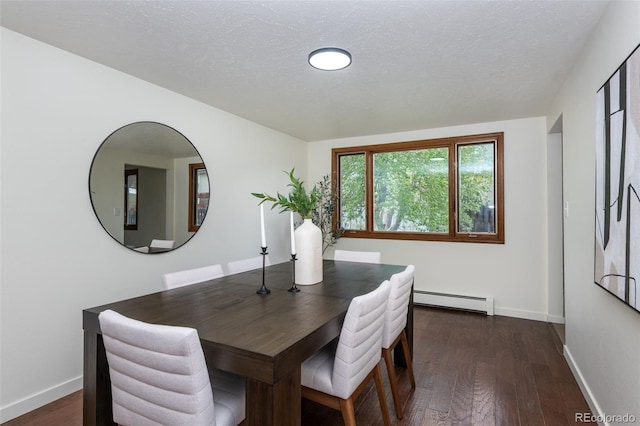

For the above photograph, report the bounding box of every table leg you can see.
[83,331,114,426]
[245,366,301,426]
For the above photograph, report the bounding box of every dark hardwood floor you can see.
[2,306,592,425]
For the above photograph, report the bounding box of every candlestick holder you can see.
[256,246,271,295]
[288,253,300,293]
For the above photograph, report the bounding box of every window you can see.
[189,163,209,232]
[124,169,138,230]
[332,132,504,243]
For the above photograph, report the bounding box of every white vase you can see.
[294,218,323,285]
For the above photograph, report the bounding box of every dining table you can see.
[82,259,411,426]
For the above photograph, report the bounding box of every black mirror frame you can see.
[88,121,210,253]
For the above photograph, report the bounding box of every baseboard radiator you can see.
[414,290,494,315]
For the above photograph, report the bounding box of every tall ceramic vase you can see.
[294,218,323,285]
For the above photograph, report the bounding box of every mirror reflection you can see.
[89,122,209,253]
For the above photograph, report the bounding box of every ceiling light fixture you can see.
[308,47,352,71]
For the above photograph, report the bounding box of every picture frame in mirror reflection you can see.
[188,162,209,232]
[594,43,640,314]
[124,168,138,230]
[88,121,210,253]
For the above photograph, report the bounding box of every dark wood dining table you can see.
[82,260,410,426]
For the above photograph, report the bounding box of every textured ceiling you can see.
[0,1,610,141]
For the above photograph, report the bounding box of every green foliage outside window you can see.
[339,154,366,230]
[373,148,449,233]
[458,143,495,233]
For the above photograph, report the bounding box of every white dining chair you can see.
[98,309,245,426]
[226,255,271,275]
[133,246,149,253]
[333,249,381,264]
[381,264,416,419]
[301,280,392,426]
[150,239,175,249]
[162,264,224,290]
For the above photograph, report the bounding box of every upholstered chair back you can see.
[227,255,271,275]
[382,265,415,349]
[162,264,224,290]
[149,239,175,249]
[333,249,381,264]
[98,309,215,425]
[331,280,391,399]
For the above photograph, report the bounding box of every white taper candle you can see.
[290,211,296,255]
[260,204,266,247]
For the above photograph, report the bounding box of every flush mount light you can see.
[308,47,352,71]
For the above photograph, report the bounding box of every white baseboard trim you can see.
[0,376,82,423]
[547,314,565,324]
[413,290,494,315]
[421,302,552,323]
[493,306,548,322]
[564,346,606,426]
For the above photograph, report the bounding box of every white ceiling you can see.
[0,0,610,142]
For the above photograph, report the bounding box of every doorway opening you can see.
[548,115,566,343]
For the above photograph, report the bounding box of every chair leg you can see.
[382,347,403,419]
[383,331,418,420]
[400,331,416,389]
[339,397,357,426]
[373,364,392,426]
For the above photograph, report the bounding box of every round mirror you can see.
[89,122,209,253]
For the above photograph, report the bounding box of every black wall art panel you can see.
[595,43,640,314]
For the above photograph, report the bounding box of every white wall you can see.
[308,116,550,321]
[547,131,565,323]
[0,28,307,421]
[546,0,640,421]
